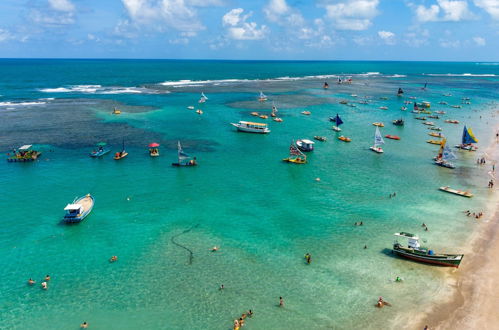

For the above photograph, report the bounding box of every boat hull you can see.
[114,152,128,160]
[90,150,110,157]
[231,123,270,134]
[393,246,463,268]
[283,158,306,164]
[172,162,197,167]
[63,195,94,223]
[370,146,383,153]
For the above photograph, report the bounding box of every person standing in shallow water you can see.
[304,253,311,264]
[279,297,284,307]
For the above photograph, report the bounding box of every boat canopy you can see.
[240,121,267,126]
[394,232,419,239]
[64,203,82,211]
[19,145,32,150]
[300,139,315,145]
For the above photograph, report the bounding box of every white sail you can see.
[260,91,267,98]
[201,92,208,100]
[374,126,384,147]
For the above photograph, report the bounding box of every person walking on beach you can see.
[279,297,284,307]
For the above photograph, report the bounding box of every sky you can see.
[0,0,498,61]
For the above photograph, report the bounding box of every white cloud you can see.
[222,8,268,40]
[48,0,75,12]
[0,29,13,42]
[378,30,395,44]
[223,8,245,26]
[473,0,499,19]
[414,0,474,22]
[30,9,75,26]
[473,36,486,46]
[404,27,430,47]
[263,0,305,26]
[121,0,205,32]
[440,39,461,47]
[324,0,379,31]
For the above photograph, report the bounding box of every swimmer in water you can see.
[28,278,35,285]
[80,321,88,328]
[110,256,118,262]
[279,296,284,307]
[395,276,402,282]
[219,284,224,290]
[41,282,48,290]
[45,275,50,281]
[248,309,253,317]
[304,253,311,264]
[211,246,219,252]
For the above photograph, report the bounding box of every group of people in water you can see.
[464,210,484,219]
[233,310,253,330]
[27,274,50,290]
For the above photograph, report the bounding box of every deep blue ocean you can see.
[0,60,498,329]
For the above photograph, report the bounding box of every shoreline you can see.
[416,122,499,329]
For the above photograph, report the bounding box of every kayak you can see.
[385,135,400,140]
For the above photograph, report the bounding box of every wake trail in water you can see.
[170,224,200,265]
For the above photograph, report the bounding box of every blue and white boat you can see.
[63,194,94,223]
[89,142,110,157]
[370,126,385,153]
[331,114,344,131]
[172,141,197,167]
[434,139,456,169]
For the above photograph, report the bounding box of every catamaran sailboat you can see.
[271,103,278,117]
[332,114,343,132]
[258,91,267,102]
[370,126,385,153]
[172,141,197,167]
[434,139,456,169]
[114,140,128,160]
[455,125,478,151]
[283,141,306,164]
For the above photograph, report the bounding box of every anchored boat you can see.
[434,139,456,169]
[283,141,306,164]
[114,140,128,160]
[370,126,384,153]
[439,186,473,197]
[392,232,463,268]
[63,194,94,223]
[392,119,404,126]
[296,139,315,152]
[90,142,110,157]
[7,145,42,162]
[148,142,160,157]
[172,141,197,167]
[231,121,270,134]
[332,114,344,132]
[455,125,478,151]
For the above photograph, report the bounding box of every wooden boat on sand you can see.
[392,232,464,268]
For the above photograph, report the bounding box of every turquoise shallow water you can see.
[0,60,498,329]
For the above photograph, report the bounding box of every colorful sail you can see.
[374,126,384,147]
[462,126,478,144]
[289,141,304,156]
[335,114,344,126]
[442,144,457,161]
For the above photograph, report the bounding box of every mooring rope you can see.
[170,224,199,265]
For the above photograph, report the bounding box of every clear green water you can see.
[0,60,498,329]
